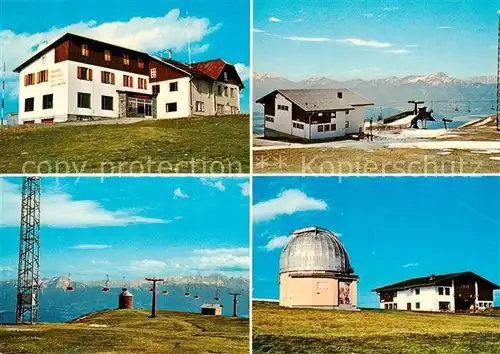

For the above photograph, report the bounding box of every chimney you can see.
[168,49,172,60]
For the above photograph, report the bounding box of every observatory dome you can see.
[280,227,352,274]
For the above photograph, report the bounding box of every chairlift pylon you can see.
[102,274,110,293]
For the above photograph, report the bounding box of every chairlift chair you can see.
[102,274,110,293]
[66,273,74,292]
[162,290,169,295]
[184,285,191,297]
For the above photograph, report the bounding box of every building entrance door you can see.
[145,103,152,119]
[407,303,411,311]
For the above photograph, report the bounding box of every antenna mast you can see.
[16,177,41,324]
[187,10,192,65]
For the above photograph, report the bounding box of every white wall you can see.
[68,61,151,118]
[381,286,455,312]
[270,94,292,135]
[214,82,240,114]
[345,107,365,134]
[155,77,191,119]
[18,49,69,123]
[310,112,346,139]
[191,79,215,116]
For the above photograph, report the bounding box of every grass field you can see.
[0,115,249,173]
[0,309,249,353]
[252,301,500,354]
[254,147,500,174]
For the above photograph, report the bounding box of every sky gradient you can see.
[0,176,250,282]
[253,176,500,308]
[254,0,499,80]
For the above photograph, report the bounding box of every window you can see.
[331,124,337,131]
[338,92,343,99]
[77,93,91,108]
[81,44,89,57]
[318,125,324,132]
[104,50,111,62]
[230,88,235,98]
[415,288,420,295]
[170,82,178,92]
[345,121,350,128]
[324,124,330,132]
[439,302,450,311]
[152,85,160,94]
[123,75,133,88]
[438,287,444,295]
[217,85,223,96]
[445,288,450,296]
[138,78,147,89]
[123,54,130,66]
[101,96,113,111]
[278,105,289,111]
[265,116,274,122]
[42,94,53,110]
[24,98,34,112]
[138,58,145,69]
[101,71,115,84]
[217,104,224,114]
[331,112,337,118]
[385,304,389,309]
[150,68,157,79]
[195,101,205,112]
[223,72,228,81]
[24,73,35,86]
[37,70,48,83]
[224,87,228,97]
[231,106,239,114]
[318,113,323,117]
[293,122,304,130]
[346,110,350,115]
[77,67,93,81]
[394,303,397,309]
[166,102,177,112]
[416,302,420,309]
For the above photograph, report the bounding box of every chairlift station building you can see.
[14,33,244,124]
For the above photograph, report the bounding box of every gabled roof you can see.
[192,59,227,80]
[372,271,500,292]
[14,32,148,73]
[151,56,213,80]
[256,89,374,112]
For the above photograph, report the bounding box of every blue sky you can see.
[0,177,250,282]
[0,0,250,120]
[254,0,499,80]
[253,176,500,308]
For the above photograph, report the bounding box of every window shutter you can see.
[123,75,126,86]
[130,77,133,88]
[144,80,147,90]
[36,72,40,84]
[101,71,104,83]
[111,73,115,84]
[77,67,82,79]
[89,69,93,81]
[24,75,27,86]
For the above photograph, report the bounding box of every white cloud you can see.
[174,216,183,220]
[173,187,189,198]
[403,263,419,268]
[0,266,13,272]
[269,17,282,23]
[383,7,400,11]
[191,43,210,55]
[286,36,330,42]
[91,260,110,265]
[336,38,392,48]
[0,179,167,228]
[235,63,250,81]
[385,49,409,54]
[184,248,249,270]
[70,244,112,250]
[437,26,453,29]
[239,182,250,196]
[128,259,167,272]
[201,178,226,191]
[405,44,420,48]
[253,28,265,33]
[1,9,221,95]
[253,189,327,223]
[263,235,291,251]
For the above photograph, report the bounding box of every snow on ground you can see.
[89,324,109,328]
[375,129,455,140]
[490,157,500,161]
[387,141,500,151]
[4,328,38,331]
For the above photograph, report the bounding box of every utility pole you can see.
[229,293,242,317]
[16,177,41,324]
[496,11,500,131]
[145,277,165,318]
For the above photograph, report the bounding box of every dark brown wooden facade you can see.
[148,58,189,83]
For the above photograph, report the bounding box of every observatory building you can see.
[279,227,359,310]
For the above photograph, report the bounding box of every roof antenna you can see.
[187,10,192,66]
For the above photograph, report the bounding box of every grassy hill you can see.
[0,309,249,353]
[253,301,500,354]
[0,115,249,173]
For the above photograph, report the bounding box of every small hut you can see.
[201,303,223,316]
[118,288,133,309]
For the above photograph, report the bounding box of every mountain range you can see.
[253,72,496,117]
[0,274,249,323]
